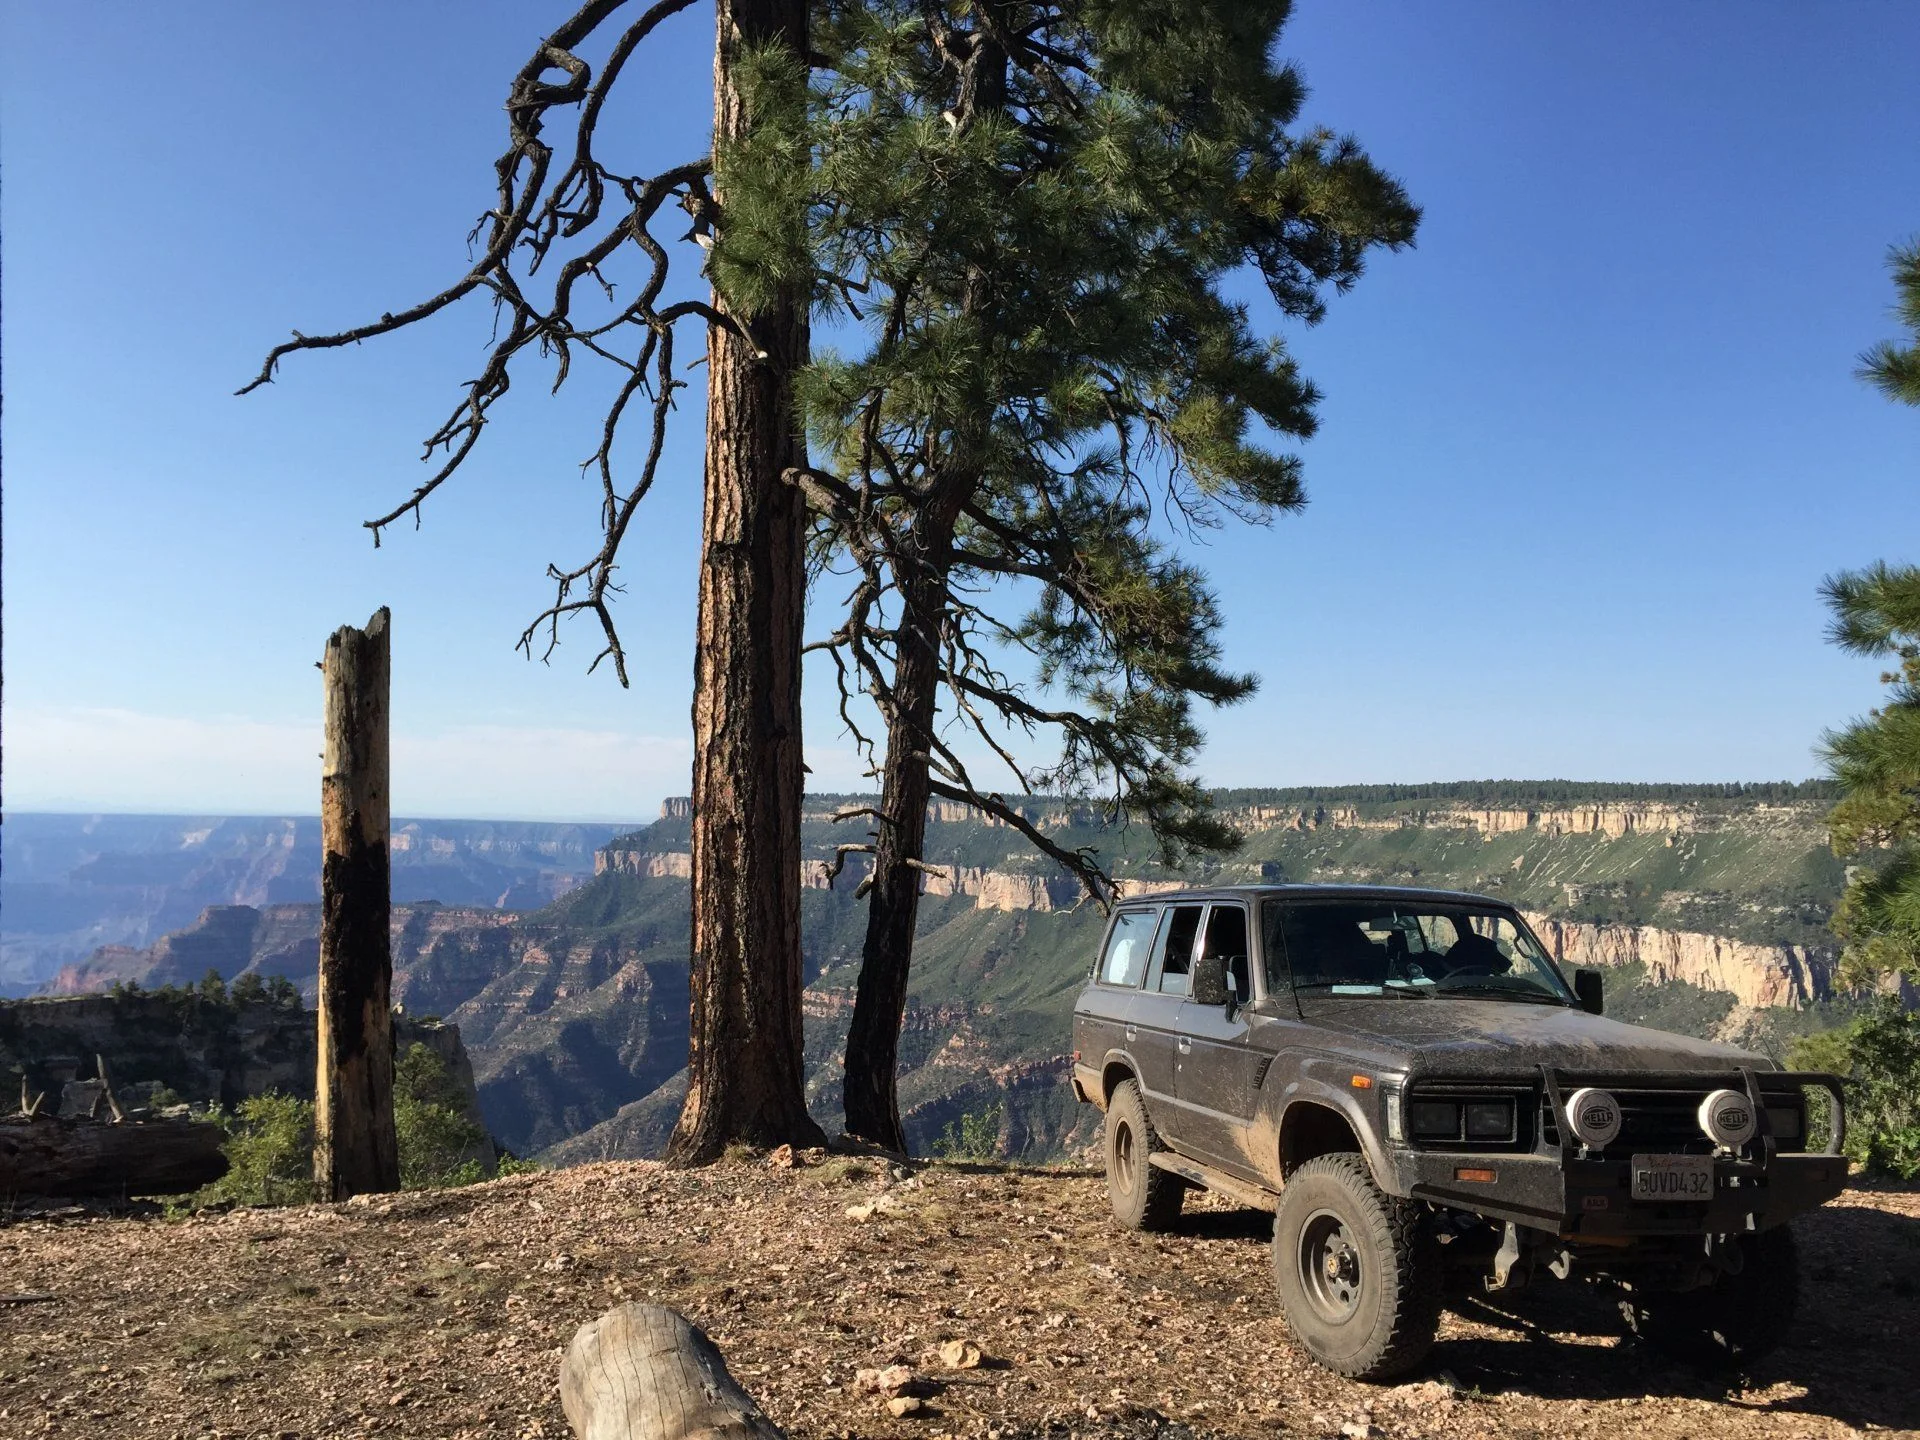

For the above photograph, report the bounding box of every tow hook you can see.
[1486,1222,1530,1292]
[1705,1233,1745,1276]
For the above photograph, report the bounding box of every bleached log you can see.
[560,1304,784,1440]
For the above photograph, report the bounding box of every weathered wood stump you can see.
[560,1304,784,1440]
[315,606,399,1200]
[0,1117,227,1197]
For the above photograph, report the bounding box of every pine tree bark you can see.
[665,0,824,1165]
[842,499,965,1152]
[314,607,399,1198]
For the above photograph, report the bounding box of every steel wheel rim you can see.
[1112,1117,1137,1196]
[1298,1208,1364,1323]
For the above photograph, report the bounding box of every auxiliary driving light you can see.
[1564,1087,1622,1149]
[1698,1088,1756,1148]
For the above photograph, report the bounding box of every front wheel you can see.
[1103,1079,1183,1231]
[1272,1153,1442,1380]
[1618,1226,1800,1370]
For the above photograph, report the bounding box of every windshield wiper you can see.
[1434,983,1568,1005]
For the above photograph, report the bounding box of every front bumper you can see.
[1384,1147,1849,1235]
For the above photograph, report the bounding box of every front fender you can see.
[1269,1055,1400,1195]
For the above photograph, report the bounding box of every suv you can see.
[1069,885,1847,1380]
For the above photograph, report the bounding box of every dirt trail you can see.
[1,1159,1915,1439]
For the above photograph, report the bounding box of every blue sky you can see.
[3,1,1916,820]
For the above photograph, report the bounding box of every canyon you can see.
[14,782,1854,1164]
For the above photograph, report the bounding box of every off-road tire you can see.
[1272,1153,1442,1381]
[1103,1079,1184,1231]
[1618,1225,1800,1371]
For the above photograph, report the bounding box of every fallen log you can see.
[560,1304,784,1440]
[0,1116,227,1197]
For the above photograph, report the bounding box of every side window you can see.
[1200,903,1251,1001]
[1261,900,1290,992]
[1150,905,1205,995]
[1097,909,1158,988]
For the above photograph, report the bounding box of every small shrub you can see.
[394,1043,490,1189]
[1789,998,1920,1180]
[197,1093,319,1207]
[931,1101,1005,1163]
[191,1044,499,1206]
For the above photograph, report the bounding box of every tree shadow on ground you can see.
[1168,1193,1920,1434]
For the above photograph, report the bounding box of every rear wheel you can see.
[1272,1153,1441,1380]
[1104,1079,1183,1231]
[1618,1226,1800,1370]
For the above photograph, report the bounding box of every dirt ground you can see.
[1,1157,1916,1440]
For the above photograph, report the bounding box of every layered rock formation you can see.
[1524,913,1836,1009]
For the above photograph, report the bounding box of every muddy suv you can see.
[1069,885,1847,1380]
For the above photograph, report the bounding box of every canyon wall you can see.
[598,848,1091,913]
[1523,912,1836,1009]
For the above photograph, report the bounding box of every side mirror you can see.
[1574,968,1604,1016]
[1191,952,1228,1007]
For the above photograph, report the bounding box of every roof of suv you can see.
[1113,882,1513,909]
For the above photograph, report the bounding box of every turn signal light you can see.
[1350,1074,1373,1089]
[1454,1167,1497,1183]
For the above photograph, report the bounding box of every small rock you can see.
[768,1144,795,1170]
[1339,1424,1384,1440]
[938,1340,983,1371]
[886,1396,927,1419]
[853,1364,916,1396]
[799,1147,828,1165]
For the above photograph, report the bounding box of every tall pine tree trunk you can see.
[842,14,1012,1153]
[665,0,824,1165]
[842,499,965,1152]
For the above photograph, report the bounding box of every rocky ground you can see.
[1,1157,1915,1440]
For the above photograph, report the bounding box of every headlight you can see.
[1410,1101,1461,1140]
[1465,1099,1515,1141]
[1764,1103,1803,1140]
[1698,1088,1756,1148]
[1565,1087,1622,1149]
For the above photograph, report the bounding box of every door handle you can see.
[1177,1037,1192,1054]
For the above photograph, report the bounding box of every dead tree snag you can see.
[315,606,399,1199]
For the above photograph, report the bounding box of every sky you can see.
[3,1,1917,821]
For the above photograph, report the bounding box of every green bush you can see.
[1788,997,1920,1180]
[931,1101,1005,1162]
[394,1043,489,1189]
[193,1044,503,1206]
[196,1093,320,1207]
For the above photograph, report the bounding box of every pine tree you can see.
[1858,239,1920,406]
[1822,239,1920,985]
[756,1,1418,1149]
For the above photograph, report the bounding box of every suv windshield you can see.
[1263,899,1574,1005]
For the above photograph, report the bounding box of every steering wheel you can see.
[1439,962,1501,979]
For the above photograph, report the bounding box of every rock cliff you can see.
[0,992,491,1159]
[1524,912,1836,1009]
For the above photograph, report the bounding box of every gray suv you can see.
[1069,884,1847,1381]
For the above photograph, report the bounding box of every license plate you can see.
[1631,1153,1714,1202]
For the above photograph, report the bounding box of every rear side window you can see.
[1151,905,1205,994]
[1098,909,1158,987]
